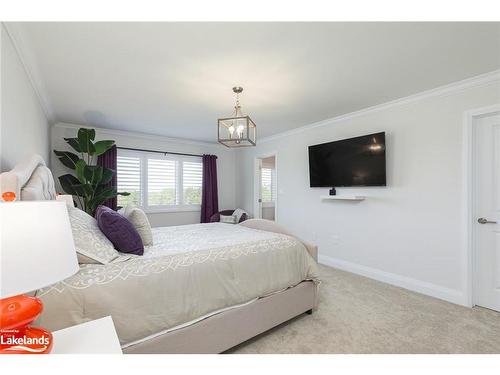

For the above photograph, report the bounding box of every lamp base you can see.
[0,295,53,354]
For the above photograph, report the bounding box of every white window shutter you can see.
[117,149,203,210]
[117,156,142,207]
[147,158,177,206]
[182,161,203,205]
[261,168,273,202]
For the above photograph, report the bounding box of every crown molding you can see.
[2,22,55,123]
[260,69,500,144]
[53,122,229,149]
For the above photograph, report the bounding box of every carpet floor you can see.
[228,264,500,354]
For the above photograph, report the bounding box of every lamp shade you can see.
[0,201,79,298]
[56,194,75,207]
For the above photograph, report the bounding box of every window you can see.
[117,156,142,207]
[261,167,276,203]
[182,162,203,205]
[117,150,203,211]
[148,158,177,206]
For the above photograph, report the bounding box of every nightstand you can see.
[51,316,122,354]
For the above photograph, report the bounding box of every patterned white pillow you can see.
[68,207,120,264]
[119,205,153,246]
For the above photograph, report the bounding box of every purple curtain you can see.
[97,144,117,211]
[200,154,219,223]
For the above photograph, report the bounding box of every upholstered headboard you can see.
[0,154,56,201]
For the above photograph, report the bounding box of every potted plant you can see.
[54,128,129,215]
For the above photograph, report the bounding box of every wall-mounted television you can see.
[308,132,386,188]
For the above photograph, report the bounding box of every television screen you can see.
[308,132,386,187]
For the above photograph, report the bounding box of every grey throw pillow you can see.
[119,205,154,246]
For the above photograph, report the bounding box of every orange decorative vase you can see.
[0,295,53,354]
[1,191,16,202]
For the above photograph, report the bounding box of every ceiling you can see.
[13,22,500,143]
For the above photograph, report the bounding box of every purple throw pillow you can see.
[95,205,144,255]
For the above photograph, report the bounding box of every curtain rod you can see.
[117,146,203,158]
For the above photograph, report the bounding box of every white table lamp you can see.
[56,194,75,207]
[0,200,79,354]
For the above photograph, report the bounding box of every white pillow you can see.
[119,205,153,246]
[68,206,120,264]
[220,214,237,224]
[232,208,247,222]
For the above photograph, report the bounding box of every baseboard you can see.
[318,255,467,306]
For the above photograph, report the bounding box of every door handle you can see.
[478,218,497,224]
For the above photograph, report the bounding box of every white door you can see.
[255,158,263,219]
[473,112,500,311]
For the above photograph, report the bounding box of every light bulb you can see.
[237,124,245,138]
[228,125,235,139]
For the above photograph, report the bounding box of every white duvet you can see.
[36,223,319,347]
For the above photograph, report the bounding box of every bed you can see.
[0,155,319,354]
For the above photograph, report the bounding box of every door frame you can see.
[253,152,278,221]
[463,104,500,307]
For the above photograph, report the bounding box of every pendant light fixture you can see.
[217,86,256,147]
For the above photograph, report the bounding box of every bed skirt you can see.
[123,280,318,354]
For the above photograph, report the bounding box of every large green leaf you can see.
[75,160,87,184]
[71,183,93,197]
[93,140,115,156]
[94,183,106,196]
[84,165,103,187]
[63,137,83,153]
[88,186,117,208]
[100,168,114,185]
[77,128,96,155]
[53,150,81,170]
[59,174,83,196]
[86,128,96,141]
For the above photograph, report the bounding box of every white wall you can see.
[0,24,50,172]
[52,123,236,227]
[236,76,500,305]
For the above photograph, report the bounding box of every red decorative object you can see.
[0,295,53,354]
[1,191,16,202]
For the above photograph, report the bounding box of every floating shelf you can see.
[320,195,366,201]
